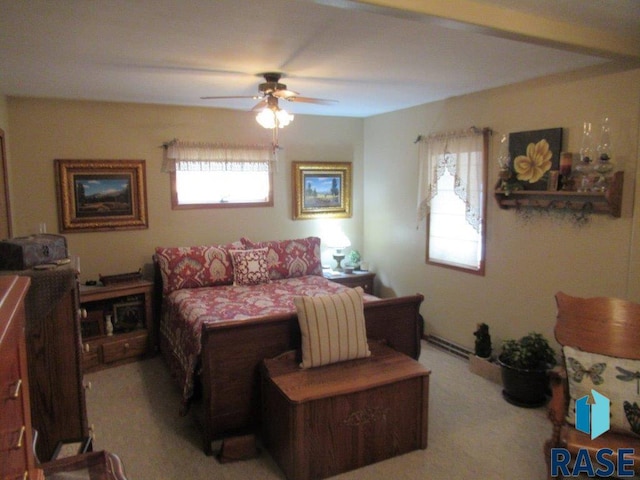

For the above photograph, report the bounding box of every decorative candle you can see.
[559,152,572,176]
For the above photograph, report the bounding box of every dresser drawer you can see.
[0,279,32,480]
[1,342,25,433]
[102,332,148,364]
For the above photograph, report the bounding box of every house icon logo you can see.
[575,389,610,440]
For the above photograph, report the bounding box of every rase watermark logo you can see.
[551,389,636,477]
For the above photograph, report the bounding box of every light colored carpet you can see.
[85,341,552,479]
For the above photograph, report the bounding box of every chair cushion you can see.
[294,287,370,369]
[563,345,640,437]
[229,248,271,286]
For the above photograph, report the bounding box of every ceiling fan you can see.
[201,72,337,127]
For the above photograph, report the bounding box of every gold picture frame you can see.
[55,159,148,233]
[292,161,352,220]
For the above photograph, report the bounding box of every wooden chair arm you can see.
[547,366,569,426]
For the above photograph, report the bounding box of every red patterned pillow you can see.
[240,236,322,280]
[154,242,241,294]
[229,248,270,286]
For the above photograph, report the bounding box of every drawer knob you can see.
[11,378,22,399]
[124,343,130,351]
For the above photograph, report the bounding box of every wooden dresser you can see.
[0,275,42,480]
[1,274,129,480]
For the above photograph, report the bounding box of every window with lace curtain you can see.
[417,128,489,275]
[163,141,275,209]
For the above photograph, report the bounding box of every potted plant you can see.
[497,332,557,408]
[346,250,361,270]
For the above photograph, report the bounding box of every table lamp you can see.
[327,232,351,272]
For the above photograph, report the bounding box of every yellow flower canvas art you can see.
[509,128,563,190]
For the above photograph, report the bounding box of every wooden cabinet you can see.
[323,271,376,295]
[262,342,429,480]
[12,267,90,462]
[79,280,154,373]
[494,171,624,217]
[0,275,43,480]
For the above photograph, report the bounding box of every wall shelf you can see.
[494,171,623,218]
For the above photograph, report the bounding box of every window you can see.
[164,141,274,209]
[171,170,272,208]
[417,128,489,275]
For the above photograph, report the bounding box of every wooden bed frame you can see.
[153,266,424,455]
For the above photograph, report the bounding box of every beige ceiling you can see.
[0,0,638,118]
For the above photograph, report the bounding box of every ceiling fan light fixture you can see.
[256,106,294,129]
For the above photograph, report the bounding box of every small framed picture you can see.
[112,301,144,332]
[292,161,352,220]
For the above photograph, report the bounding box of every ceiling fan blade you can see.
[272,89,300,100]
[251,98,269,111]
[200,95,261,100]
[285,96,338,105]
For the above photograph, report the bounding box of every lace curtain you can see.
[162,140,275,172]
[417,128,488,232]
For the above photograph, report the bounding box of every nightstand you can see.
[79,280,154,373]
[323,271,376,295]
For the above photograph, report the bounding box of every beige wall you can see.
[4,66,640,353]
[0,96,8,132]
[363,67,640,350]
[6,98,364,282]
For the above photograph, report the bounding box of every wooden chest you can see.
[261,342,430,480]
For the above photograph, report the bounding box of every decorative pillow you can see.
[294,287,370,369]
[241,236,322,280]
[154,242,241,294]
[229,248,271,286]
[563,345,640,437]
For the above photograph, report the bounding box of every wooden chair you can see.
[545,291,640,478]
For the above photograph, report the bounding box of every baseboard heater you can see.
[424,334,473,360]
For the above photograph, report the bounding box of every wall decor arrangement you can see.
[508,128,563,191]
[292,161,352,219]
[55,159,148,233]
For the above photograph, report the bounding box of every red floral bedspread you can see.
[159,275,377,403]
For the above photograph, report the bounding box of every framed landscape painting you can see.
[292,162,352,219]
[55,159,148,232]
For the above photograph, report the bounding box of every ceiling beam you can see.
[313,0,640,64]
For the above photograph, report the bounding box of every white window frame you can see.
[164,141,275,209]
[418,129,489,275]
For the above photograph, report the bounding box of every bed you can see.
[153,236,424,455]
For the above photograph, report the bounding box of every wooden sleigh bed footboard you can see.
[197,293,424,455]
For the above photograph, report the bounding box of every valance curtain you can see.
[162,140,275,173]
[416,128,487,232]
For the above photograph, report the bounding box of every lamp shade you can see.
[326,231,351,250]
